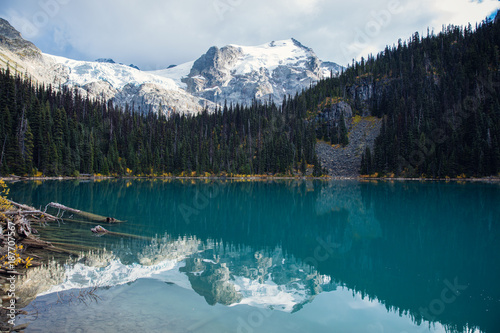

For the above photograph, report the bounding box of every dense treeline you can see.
[0,68,320,176]
[280,16,500,177]
[349,18,500,177]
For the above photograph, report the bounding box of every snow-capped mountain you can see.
[0,18,212,116]
[42,53,214,115]
[1,17,341,115]
[152,38,342,106]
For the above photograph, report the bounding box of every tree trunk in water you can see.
[47,202,123,223]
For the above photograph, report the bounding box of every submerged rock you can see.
[91,225,108,234]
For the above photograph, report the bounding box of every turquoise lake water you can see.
[7,179,500,332]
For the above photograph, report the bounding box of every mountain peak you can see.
[171,38,342,106]
[95,58,116,64]
[0,18,23,40]
[263,38,312,52]
[95,58,140,70]
[290,38,312,51]
[0,17,41,61]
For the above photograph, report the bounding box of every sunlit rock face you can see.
[177,39,342,106]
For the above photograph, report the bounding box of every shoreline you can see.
[1,175,500,183]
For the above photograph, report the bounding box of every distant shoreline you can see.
[2,175,500,183]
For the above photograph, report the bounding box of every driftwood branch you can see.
[3,210,48,215]
[47,202,123,223]
[5,199,59,221]
[6,199,39,211]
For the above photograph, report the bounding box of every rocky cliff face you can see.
[186,45,242,93]
[345,77,403,116]
[317,101,353,123]
[346,82,375,116]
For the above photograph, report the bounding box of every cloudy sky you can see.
[1,0,499,70]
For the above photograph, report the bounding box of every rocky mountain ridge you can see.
[0,18,342,116]
[154,38,343,106]
[0,18,212,116]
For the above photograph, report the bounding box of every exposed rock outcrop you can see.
[317,101,353,122]
[316,117,382,177]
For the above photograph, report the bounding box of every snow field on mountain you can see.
[44,53,180,91]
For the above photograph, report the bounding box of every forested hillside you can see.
[0,69,320,176]
[325,16,500,177]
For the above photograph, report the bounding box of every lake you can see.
[7,179,500,332]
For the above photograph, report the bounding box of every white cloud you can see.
[0,0,498,69]
[429,0,499,26]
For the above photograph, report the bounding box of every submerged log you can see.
[44,246,81,256]
[99,230,150,240]
[47,202,123,223]
[49,241,101,252]
[21,237,53,249]
[62,218,115,226]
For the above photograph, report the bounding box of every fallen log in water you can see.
[5,199,59,221]
[4,210,48,216]
[61,218,122,227]
[47,202,124,223]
